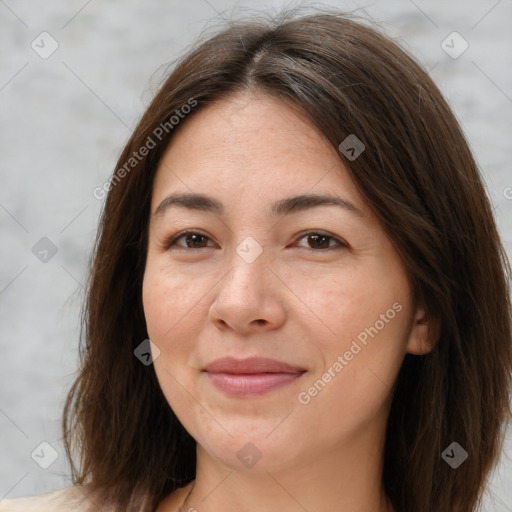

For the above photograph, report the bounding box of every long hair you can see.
[63,7,512,511]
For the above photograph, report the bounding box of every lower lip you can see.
[205,372,304,396]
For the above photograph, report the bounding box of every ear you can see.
[406,303,439,355]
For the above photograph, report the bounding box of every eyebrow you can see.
[154,192,362,219]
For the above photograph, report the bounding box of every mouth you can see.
[203,356,307,397]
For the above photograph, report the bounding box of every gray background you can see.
[1,0,511,509]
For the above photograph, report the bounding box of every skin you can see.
[143,91,433,512]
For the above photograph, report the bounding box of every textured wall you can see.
[1,0,511,509]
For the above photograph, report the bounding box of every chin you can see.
[194,423,309,473]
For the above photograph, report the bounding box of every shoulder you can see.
[0,485,103,512]
[155,481,195,511]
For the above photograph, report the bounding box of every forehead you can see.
[151,92,364,213]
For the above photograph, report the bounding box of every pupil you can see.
[188,234,204,247]
[310,234,328,248]
[184,234,330,249]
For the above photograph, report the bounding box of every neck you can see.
[180,424,393,512]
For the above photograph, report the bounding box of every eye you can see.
[164,230,215,250]
[293,231,348,251]
[163,229,348,251]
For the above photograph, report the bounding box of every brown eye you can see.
[295,231,347,250]
[164,230,347,251]
[165,230,215,250]
[306,234,331,249]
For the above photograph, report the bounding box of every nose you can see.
[208,249,287,334]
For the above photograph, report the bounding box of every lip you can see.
[203,357,306,397]
[204,356,306,374]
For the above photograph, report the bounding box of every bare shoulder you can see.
[1,481,195,512]
[0,485,99,512]
[155,481,195,512]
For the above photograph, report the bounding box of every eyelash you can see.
[163,229,348,252]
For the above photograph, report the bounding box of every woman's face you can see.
[143,92,430,472]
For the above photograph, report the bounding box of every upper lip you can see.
[203,357,306,374]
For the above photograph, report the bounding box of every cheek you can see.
[142,262,205,343]
[142,274,173,343]
[290,263,408,343]
[297,263,412,392]
[142,264,203,419]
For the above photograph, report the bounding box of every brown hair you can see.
[63,7,512,512]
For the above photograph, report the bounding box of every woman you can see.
[2,7,510,512]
